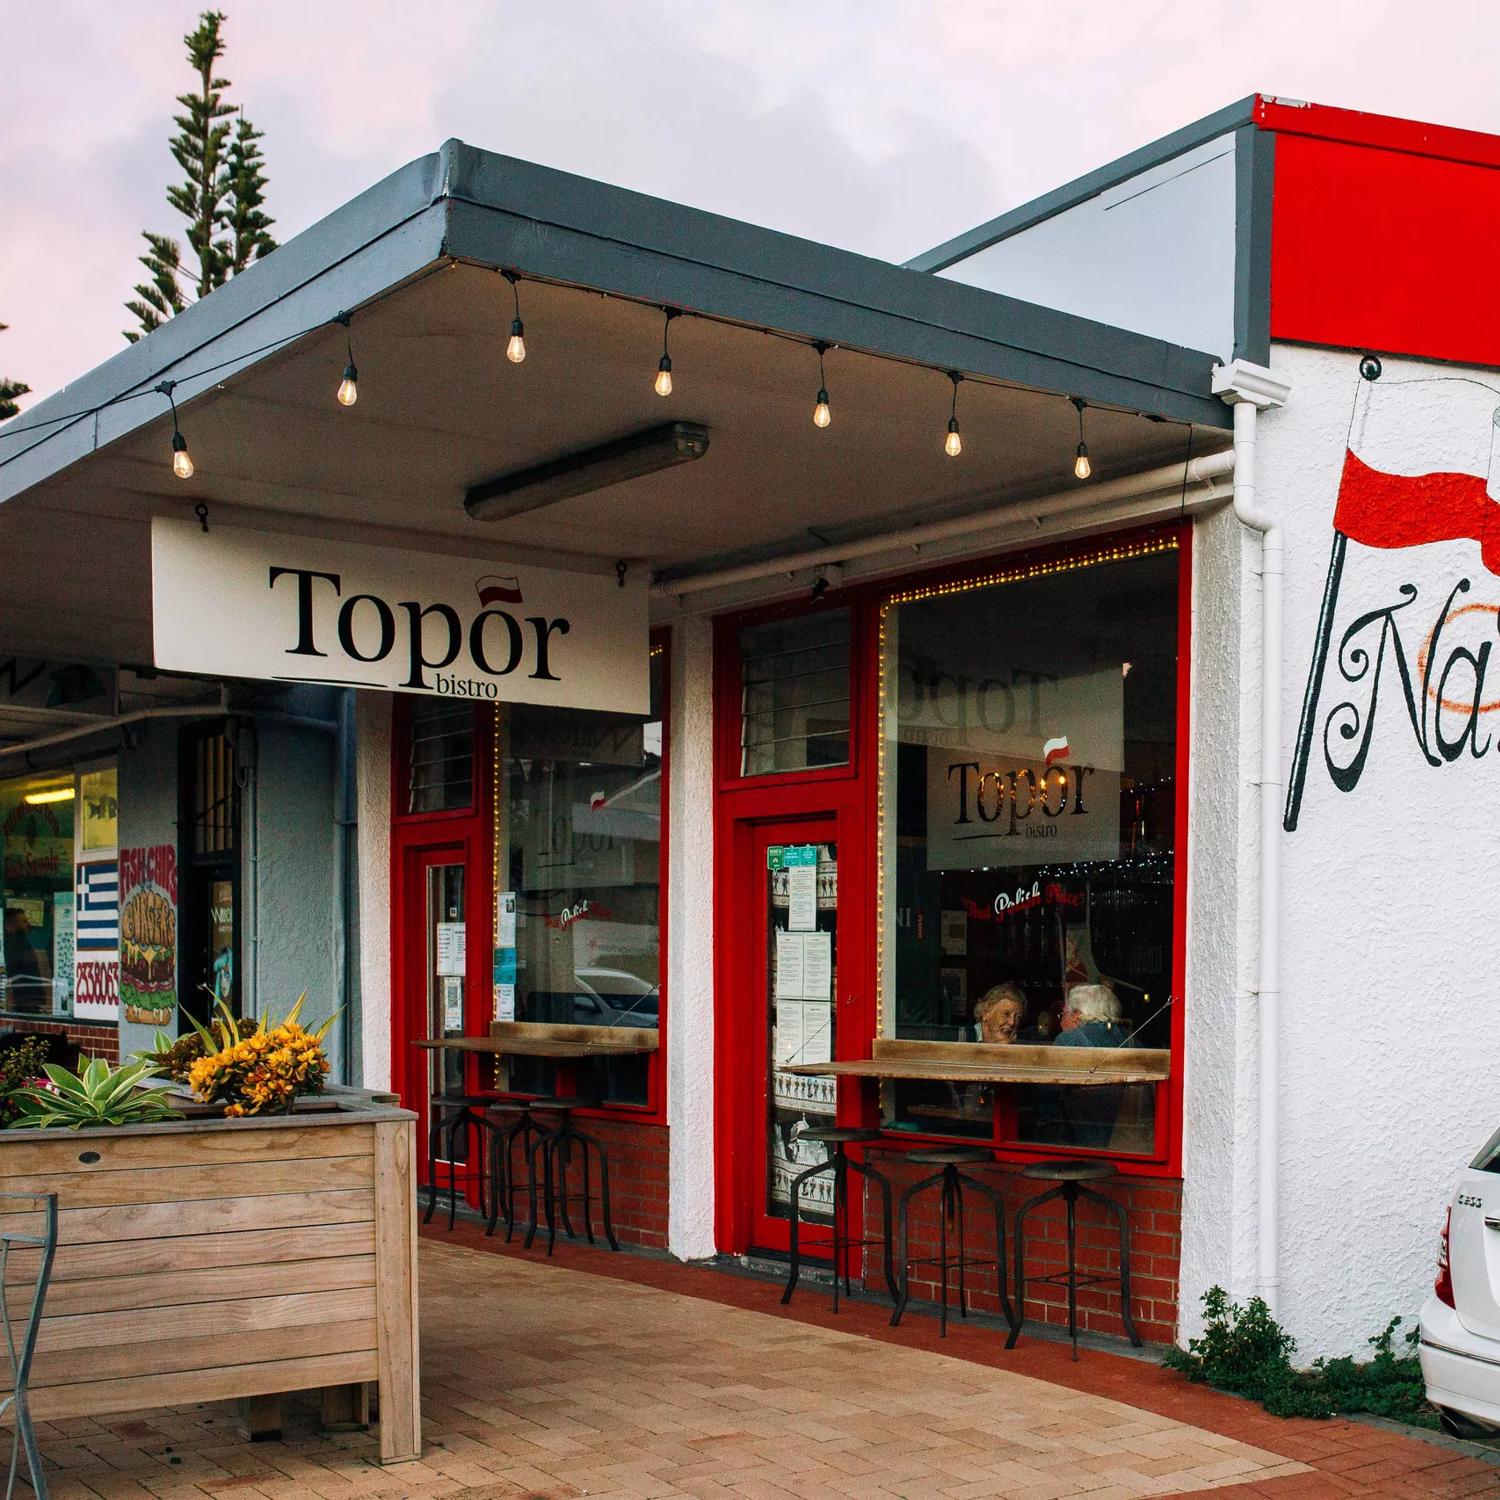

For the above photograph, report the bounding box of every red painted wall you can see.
[1265,100,1500,368]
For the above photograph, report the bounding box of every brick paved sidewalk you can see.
[24,1232,1500,1499]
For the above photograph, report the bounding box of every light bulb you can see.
[1074,445,1091,480]
[655,356,673,397]
[507,319,526,364]
[813,389,831,428]
[172,432,194,479]
[337,362,358,407]
[945,419,962,458]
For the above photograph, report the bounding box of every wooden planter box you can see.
[0,1090,420,1464]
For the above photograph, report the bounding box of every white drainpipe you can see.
[1212,359,1292,1313]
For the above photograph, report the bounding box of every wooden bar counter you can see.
[780,1037,1170,1087]
[0,1089,421,1464]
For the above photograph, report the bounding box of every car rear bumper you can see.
[1420,1295,1500,1430]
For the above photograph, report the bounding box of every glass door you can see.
[399,843,471,1192]
[748,817,840,1255]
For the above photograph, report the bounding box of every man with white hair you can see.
[1054,983,1126,1147]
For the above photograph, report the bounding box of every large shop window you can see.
[879,542,1180,1155]
[0,765,118,1021]
[491,646,666,1106]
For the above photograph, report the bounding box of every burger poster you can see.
[119,844,177,1025]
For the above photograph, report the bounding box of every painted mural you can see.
[1284,358,1500,830]
[119,843,177,1025]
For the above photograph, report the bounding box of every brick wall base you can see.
[860,1150,1181,1345]
[574,1115,669,1251]
[0,1018,119,1065]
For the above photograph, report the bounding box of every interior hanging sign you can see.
[150,519,648,712]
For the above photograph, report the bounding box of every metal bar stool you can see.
[1006,1159,1142,1360]
[891,1147,1016,1337]
[483,1098,546,1241]
[524,1098,620,1255]
[781,1127,898,1310]
[422,1096,498,1230]
[1,1191,58,1500]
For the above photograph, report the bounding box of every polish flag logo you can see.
[1332,373,1500,572]
[1286,364,1500,832]
[476,574,523,606]
[1042,735,1070,767]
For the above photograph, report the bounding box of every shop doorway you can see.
[719,806,865,1258]
[396,839,477,1193]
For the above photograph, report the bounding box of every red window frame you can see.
[389,628,672,1127]
[712,523,1190,1185]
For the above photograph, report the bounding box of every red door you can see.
[719,804,867,1257]
[395,838,480,1194]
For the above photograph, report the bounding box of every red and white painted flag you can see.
[1334,375,1500,573]
[1042,735,1070,767]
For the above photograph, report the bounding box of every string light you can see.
[334,312,358,407]
[502,271,526,364]
[945,372,963,457]
[655,308,678,397]
[154,380,194,479]
[1071,396,1091,479]
[813,342,832,428]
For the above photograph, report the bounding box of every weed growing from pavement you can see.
[1165,1287,1437,1427]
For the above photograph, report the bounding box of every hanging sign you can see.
[150,519,649,713]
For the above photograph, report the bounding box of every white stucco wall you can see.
[1179,501,1261,1343]
[355,691,393,1091]
[1184,342,1500,1361]
[666,615,718,1260]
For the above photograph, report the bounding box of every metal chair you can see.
[524,1098,620,1255]
[1,1192,58,1499]
[781,1126,898,1310]
[1006,1158,1142,1360]
[483,1098,546,1241]
[422,1096,499,1230]
[891,1146,1016,1337]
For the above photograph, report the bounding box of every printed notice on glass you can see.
[775,1000,805,1064]
[436,921,466,976]
[800,1001,832,1064]
[787,862,817,931]
[442,975,464,1031]
[774,930,805,999]
[497,891,517,948]
[801,931,832,1003]
[494,982,516,1021]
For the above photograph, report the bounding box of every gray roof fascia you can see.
[438,144,1229,428]
[1232,123,1275,364]
[904,96,1260,273]
[0,146,455,505]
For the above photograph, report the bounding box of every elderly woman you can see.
[1055,983,1126,1147]
[973,983,1026,1044]
[1055,983,1124,1046]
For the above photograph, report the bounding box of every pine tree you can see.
[226,110,277,273]
[0,323,28,422]
[124,10,275,342]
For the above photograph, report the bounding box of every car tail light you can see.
[1435,1206,1456,1308]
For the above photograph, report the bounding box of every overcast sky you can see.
[3,1,1497,408]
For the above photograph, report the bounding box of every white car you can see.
[1420,1126,1500,1436]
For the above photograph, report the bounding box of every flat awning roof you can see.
[0,140,1229,660]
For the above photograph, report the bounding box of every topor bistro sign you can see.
[151,519,649,714]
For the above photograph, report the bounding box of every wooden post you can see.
[320,1382,371,1431]
[373,1118,421,1463]
[236,1393,282,1441]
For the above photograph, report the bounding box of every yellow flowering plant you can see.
[183,995,338,1117]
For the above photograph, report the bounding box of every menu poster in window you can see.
[118,845,177,1025]
[923,667,1124,872]
[52,891,75,1012]
[436,921,466,976]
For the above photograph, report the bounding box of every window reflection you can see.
[492,649,665,1106]
[880,544,1179,1154]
